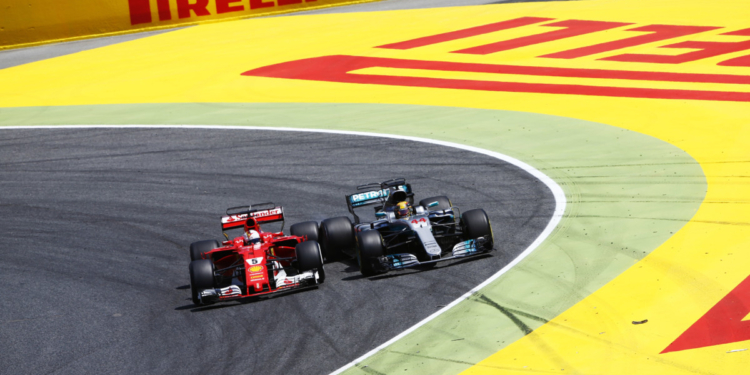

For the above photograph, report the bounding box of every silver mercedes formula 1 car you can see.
[317,178,495,276]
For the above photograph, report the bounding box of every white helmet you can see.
[245,230,261,245]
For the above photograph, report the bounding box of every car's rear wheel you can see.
[319,217,355,261]
[190,239,220,262]
[461,209,494,250]
[189,259,215,306]
[296,240,325,283]
[290,221,319,242]
[419,196,452,211]
[356,230,384,276]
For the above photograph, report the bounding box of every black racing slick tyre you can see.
[319,217,355,261]
[189,239,220,262]
[419,196,452,211]
[189,259,215,306]
[461,209,494,250]
[296,240,325,283]
[356,230,384,277]
[290,221,320,243]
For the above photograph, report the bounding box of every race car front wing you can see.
[371,235,493,272]
[198,270,321,304]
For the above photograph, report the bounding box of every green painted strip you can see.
[0,103,705,374]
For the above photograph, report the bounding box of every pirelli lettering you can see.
[128,0,319,25]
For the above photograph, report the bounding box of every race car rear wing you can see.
[221,203,284,231]
[346,178,413,224]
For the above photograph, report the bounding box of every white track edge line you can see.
[1,124,566,374]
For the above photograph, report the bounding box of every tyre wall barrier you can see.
[0,0,371,50]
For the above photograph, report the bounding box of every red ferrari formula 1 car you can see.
[188,203,324,306]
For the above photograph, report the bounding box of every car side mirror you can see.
[375,212,386,218]
[427,201,439,208]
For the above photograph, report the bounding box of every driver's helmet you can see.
[395,201,411,219]
[245,229,261,245]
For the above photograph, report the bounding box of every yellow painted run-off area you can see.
[2,0,750,373]
[0,0,376,50]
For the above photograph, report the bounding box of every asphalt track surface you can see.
[0,128,555,375]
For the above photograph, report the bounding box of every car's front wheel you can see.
[296,240,325,283]
[356,230,385,277]
[419,196,452,211]
[189,239,220,262]
[189,259,215,306]
[461,209,494,251]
